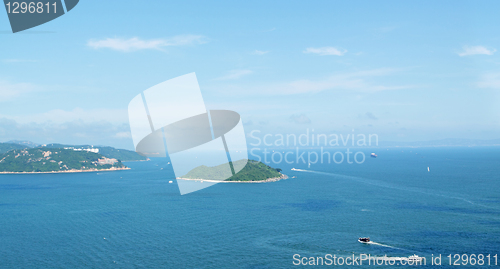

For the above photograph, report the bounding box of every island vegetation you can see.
[0,148,128,173]
[181,159,285,182]
[43,144,148,161]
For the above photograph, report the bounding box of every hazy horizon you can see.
[1,1,499,150]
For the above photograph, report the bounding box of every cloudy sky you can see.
[1,1,499,149]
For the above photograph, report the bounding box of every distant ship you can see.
[358,237,370,243]
[373,255,424,263]
[291,168,297,171]
[370,153,377,158]
[407,255,424,262]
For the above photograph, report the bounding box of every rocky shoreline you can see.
[0,167,131,174]
[177,173,288,183]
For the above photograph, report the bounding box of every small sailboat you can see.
[427,167,430,172]
[308,162,311,168]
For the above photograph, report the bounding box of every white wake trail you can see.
[367,241,404,250]
[292,169,500,212]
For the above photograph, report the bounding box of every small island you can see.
[0,148,129,174]
[179,159,287,183]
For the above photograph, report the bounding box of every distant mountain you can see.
[0,148,127,173]
[0,143,27,154]
[0,142,147,161]
[6,140,39,148]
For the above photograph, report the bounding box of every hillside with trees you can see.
[0,148,127,173]
[44,144,147,161]
[181,159,283,182]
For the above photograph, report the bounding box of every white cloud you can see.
[214,70,253,81]
[208,68,414,95]
[458,45,496,56]
[303,47,347,56]
[87,35,207,52]
[114,131,131,138]
[253,50,269,55]
[0,118,134,149]
[0,107,128,124]
[0,80,37,102]
[270,69,409,94]
[477,73,500,89]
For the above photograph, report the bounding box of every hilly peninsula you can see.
[0,141,148,162]
[0,148,128,173]
[181,159,287,182]
[39,144,148,162]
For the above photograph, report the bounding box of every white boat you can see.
[406,255,423,262]
[168,180,173,183]
[378,255,424,263]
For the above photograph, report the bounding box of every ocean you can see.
[0,147,499,268]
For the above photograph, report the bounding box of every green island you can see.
[0,141,147,173]
[0,147,129,173]
[180,159,287,182]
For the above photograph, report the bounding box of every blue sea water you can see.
[0,147,499,268]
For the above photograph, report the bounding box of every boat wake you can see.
[366,241,404,250]
[291,168,307,172]
[291,168,500,212]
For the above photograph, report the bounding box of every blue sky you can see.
[1,0,499,149]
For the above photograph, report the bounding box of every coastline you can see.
[121,159,149,162]
[0,167,131,174]
[177,173,288,183]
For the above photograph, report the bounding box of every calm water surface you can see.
[1,147,499,268]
